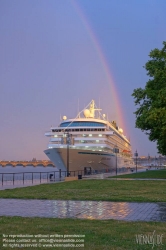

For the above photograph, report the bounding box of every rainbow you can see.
[71,0,127,134]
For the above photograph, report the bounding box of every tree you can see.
[132,41,166,155]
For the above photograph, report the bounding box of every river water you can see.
[0,165,57,175]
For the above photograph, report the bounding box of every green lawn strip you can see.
[0,216,165,250]
[0,180,166,202]
[110,169,166,179]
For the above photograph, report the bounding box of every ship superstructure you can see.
[44,100,134,172]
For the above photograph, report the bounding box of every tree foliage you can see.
[132,41,166,155]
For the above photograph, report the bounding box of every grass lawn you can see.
[110,169,166,179]
[0,216,166,250]
[0,179,166,202]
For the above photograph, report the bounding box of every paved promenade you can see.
[0,179,60,190]
[0,199,166,222]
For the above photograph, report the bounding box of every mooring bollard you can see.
[49,174,53,181]
[78,174,82,180]
[59,169,61,179]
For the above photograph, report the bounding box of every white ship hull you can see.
[44,147,134,173]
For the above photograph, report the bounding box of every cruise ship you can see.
[44,100,134,174]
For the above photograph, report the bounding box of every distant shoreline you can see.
[0,160,54,167]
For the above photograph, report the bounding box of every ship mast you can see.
[89,100,101,118]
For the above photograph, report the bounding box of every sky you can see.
[0,0,166,160]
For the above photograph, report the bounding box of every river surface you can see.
[0,165,57,174]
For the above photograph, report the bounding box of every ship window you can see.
[78,152,114,156]
[60,121,105,127]
[83,134,88,137]
[80,129,83,131]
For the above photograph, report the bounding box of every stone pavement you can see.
[0,199,166,222]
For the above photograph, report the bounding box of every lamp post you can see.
[134,150,138,173]
[147,154,149,168]
[67,132,69,176]
[159,155,161,168]
[155,156,157,169]
[64,131,72,177]
[113,146,119,176]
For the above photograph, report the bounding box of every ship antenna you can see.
[98,97,100,119]
[64,100,93,130]
[77,98,80,118]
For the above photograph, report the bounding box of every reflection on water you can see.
[69,201,131,220]
[0,199,165,222]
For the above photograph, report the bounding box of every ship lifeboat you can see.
[122,150,132,156]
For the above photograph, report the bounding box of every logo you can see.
[135,231,163,249]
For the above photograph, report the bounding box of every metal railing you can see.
[0,171,60,186]
[0,168,131,187]
[1,166,164,187]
